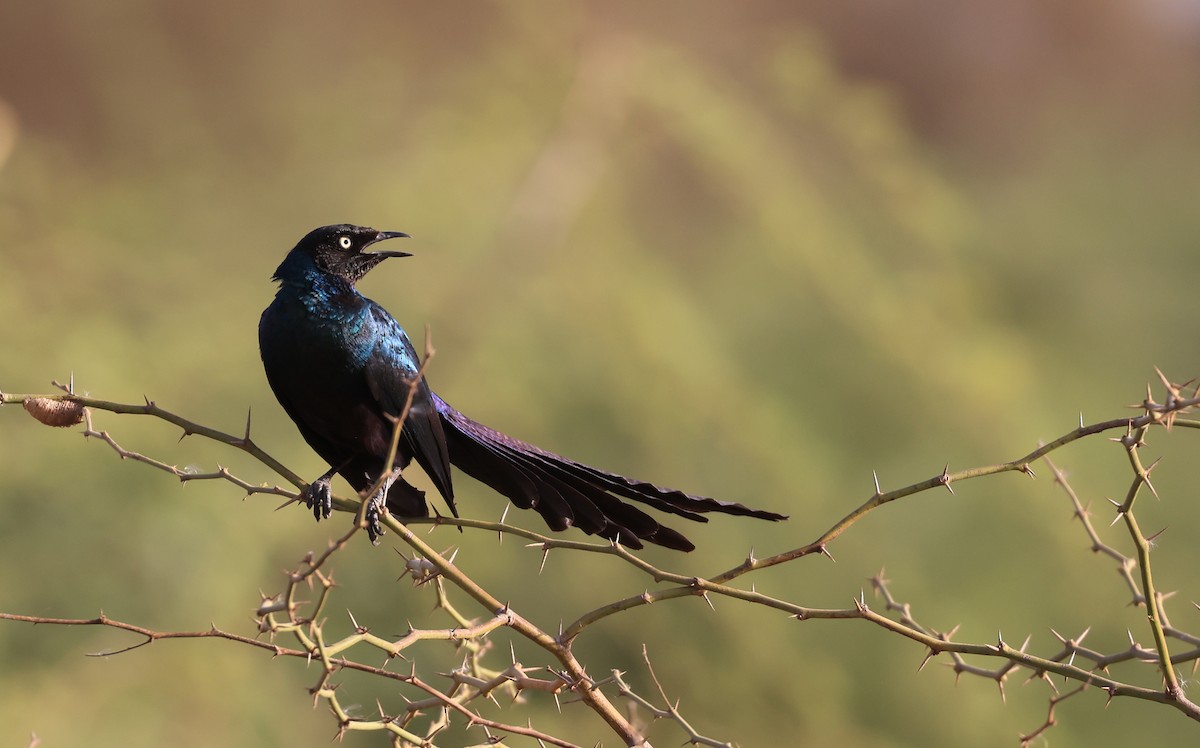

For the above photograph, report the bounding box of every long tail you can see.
[431,394,786,551]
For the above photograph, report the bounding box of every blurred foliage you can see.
[3,1,1200,746]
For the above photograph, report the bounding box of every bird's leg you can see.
[364,468,401,544]
[302,466,340,521]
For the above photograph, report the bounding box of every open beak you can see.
[366,230,412,258]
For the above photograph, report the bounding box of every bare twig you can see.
[4,370,1200,744]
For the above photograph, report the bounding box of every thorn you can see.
[1154,365,1169,387]
[853,589,869,614]
[1042,671,1060,695]
[538,546,550,575]
[1071,498,1091,523]
[498,504,510,545]
[1107,498,1126,526]
[997,679,1007,704]
[918,649,938,672]
[1142,460,1162,499]
[939,464,954,494]
[701,591,715,611]
[1079,412,1085,429]
[874,567,889,588]
[872,470,882,497]
[1049,628,1065,644]
[1146,526,1168,544]
[818,544,836,563]
[244,407,253,442]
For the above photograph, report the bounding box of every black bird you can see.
[259,224,786,550]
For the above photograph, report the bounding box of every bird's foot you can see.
[364,492,387,544]
[303,475,334,521]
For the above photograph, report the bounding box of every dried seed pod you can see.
[23,397,85,427]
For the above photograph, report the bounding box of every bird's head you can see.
[276,224,411,284]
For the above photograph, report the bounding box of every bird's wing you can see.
[363,304,457,514]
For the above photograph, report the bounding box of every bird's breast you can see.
[259,295,392,455]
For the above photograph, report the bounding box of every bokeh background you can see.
[3,1,1200,746]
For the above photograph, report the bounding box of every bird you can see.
[259,224,786,551]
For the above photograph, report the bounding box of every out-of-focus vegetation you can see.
[2,2,1200,746]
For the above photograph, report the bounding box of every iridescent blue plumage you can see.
[259,225,453,533]
[259,224,785,550]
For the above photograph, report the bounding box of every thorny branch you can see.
[3,368,1200,744]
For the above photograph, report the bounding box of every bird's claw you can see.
[303,476,334,521]
[364,494,387,544]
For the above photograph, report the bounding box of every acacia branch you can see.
[5,371,1200,744]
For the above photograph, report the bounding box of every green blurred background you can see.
[3,1,1200,745]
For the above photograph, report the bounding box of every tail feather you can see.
[513,448,690,549]
[568,460,784,521]
[434,404,619,539]
[432,394,785,551]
